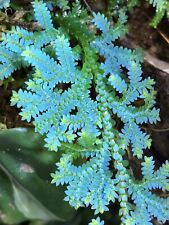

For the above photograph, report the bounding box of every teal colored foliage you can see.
[0,1,168,225]
[45,0,69,10]
[89,217,104,225]
[0,0,10,8]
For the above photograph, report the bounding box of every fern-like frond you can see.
[55,35,77,74]
[92,12,127,43]
[92,12,160,158]
[120,123,151,158]
[149,0,165,10]
[33,1,53,29]
[34,29,59,48]
[22,47,62,83]
[89,217,104,225]
[0,47,23,79]
[92,13,110,33]
[141,156,155,180]
[126,158,169,224]
[52,147,118,213]
[1,33,32,54]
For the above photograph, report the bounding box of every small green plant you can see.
[108,0,169,27]
[149,0,169,27]
[0,1,168,225]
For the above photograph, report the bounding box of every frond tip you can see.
[0,0,10,8]
[33,1,53,29]
[89,217,104,225]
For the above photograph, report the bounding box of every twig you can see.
[83,0,93,14]
[144,51,169,75]
[157,28,169,45]
[151,127,169,132]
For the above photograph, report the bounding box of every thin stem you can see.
[83,0,93,14]
[151,127,169,132]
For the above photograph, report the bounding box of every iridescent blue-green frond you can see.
[52,149,118,213]
[1,27,34,53]
[92,13,110,33]
[126,157,169,224]
[0,47,24,80]
[89,217,104,225]
[33,1,53,29]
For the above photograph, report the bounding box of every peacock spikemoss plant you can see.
[0,1,168,225]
